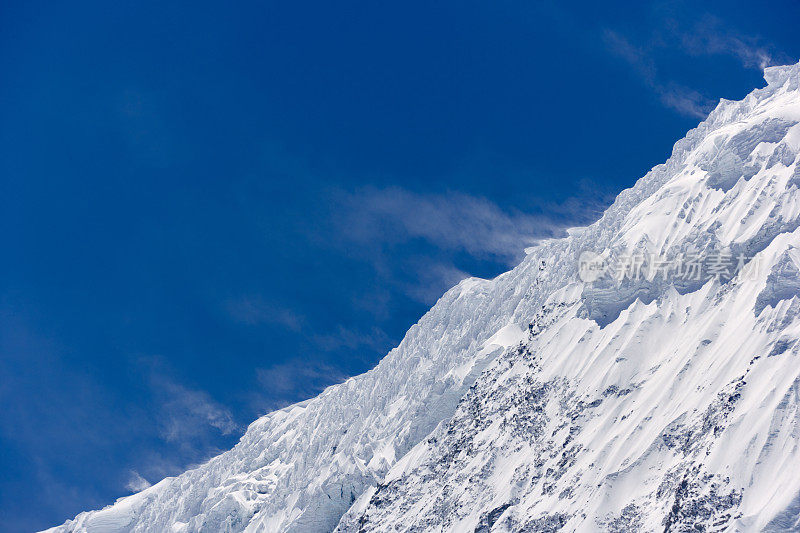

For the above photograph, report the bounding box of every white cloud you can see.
[603,17,786,118]
[603,30,657,84]
[676,16,780,70]
[657,84,714,120]
[311,325,392,353]
[125,470,152,493]
[324,186,609,307]
[604,30,714,118]
[254,359,350,412]
[335,187,577,263]
[391,262,469,306]
[155,379,238,442]
[137,361,239,446]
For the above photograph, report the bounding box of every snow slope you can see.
[49,62,800,532]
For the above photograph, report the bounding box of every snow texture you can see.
[49,61,800,532]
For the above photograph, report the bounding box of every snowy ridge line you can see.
[337,61,800,531]
[48,61,800,532]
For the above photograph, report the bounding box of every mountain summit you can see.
[50,62,800,532]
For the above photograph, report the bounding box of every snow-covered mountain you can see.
[49,62,800,532]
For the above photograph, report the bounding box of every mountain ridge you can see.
[49,61,800,532]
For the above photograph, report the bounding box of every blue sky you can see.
[1,0,798,530]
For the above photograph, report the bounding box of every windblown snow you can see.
[49,62,800,532]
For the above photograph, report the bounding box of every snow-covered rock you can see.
[49,61,800,532]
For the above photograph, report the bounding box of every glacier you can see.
[49,61,800,532]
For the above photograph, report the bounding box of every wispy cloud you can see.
[675,16,783,70]
[604,15,787,118]
[657,83,714,119]
[603,29,657,82]
[254,359,350,412]
[311,325,392,353]
[399,262,471,305]
[249,324,399,413]
[335,187,572,263]
[325,186,608,306]
[138,359,239,448]
[603,29,715,118]
[225,293,395,355]
[154,378,238,443]
[125,470,152,493]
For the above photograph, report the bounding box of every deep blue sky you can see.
[1,1,798,530]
